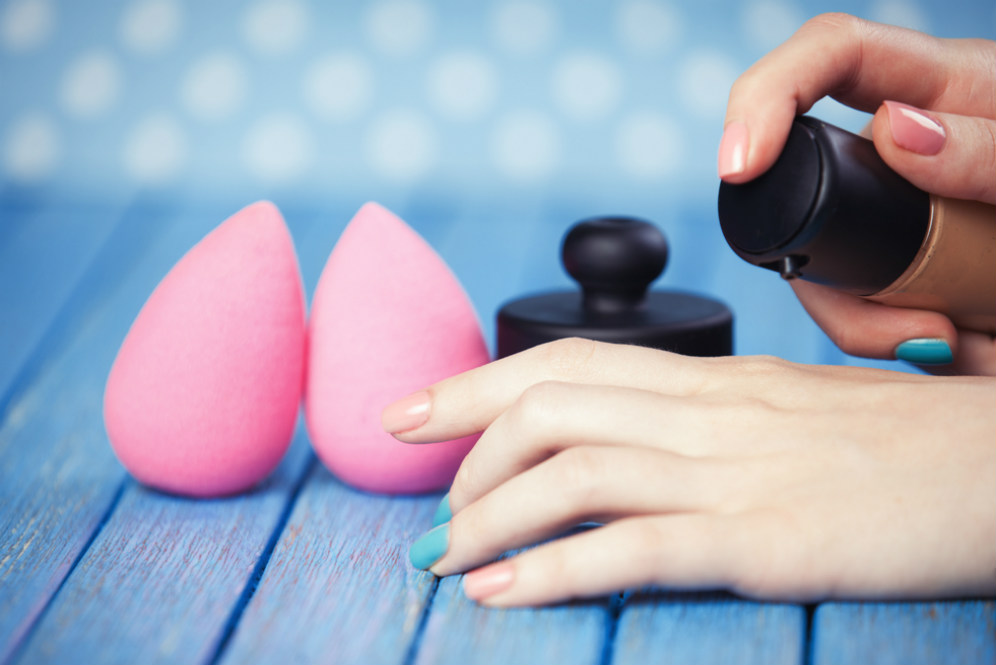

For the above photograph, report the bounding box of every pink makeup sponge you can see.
[104,201,306,497]
[307,202,489,494]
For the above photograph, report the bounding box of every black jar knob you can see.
[562,217,669,314]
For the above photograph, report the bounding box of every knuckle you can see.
[721,521,769,593]
[727,511,819,600]
[705,395,787,445]
[801,12,863,37]
[726,72,753,104]
[536,544,572,595]
[535,337,600,382]
[712,457,773,513]
[510,380,570,433]
[977,121,996,201]
[731,354,792,377]
[627,519,672,572]
[830,324,861,356]
[739,395,785,421]
[548,447,606,507]
[452,457,480,500]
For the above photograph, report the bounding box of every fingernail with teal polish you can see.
[432,492,452,527]
[409,523,449,570]
[895,338,953,365]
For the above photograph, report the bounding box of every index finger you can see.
[721,13,996,183]
[380,338,705,443]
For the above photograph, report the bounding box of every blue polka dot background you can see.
[2,0,993,366]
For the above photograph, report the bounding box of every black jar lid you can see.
[496,216,734,358]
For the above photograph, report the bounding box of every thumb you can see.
[872,101,996,205]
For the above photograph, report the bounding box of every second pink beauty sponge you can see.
[307,203,490,494]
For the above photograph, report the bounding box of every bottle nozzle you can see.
[778,255,805,280]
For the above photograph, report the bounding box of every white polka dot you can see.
[243,113,313,183]
[677,51,739,117]
[365,0,433,57]
[242,0,309,56]
[616,1,682,56]
[491,110,560,181]
[0,0,53,52]
[59,51,121,118]
[180,53,248,121]
[492,1,558,56]
[123,113,187,183]
[2,112,59,181]
[365,110,436,181]
[303,54,374,122]
[615,112,683,179]
[119,0,181,55]
[741,1,804,52]
[427,52,499,121]
[552,53,623,122]
[869,0,929,32]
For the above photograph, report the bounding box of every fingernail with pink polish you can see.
[382,390,430,434]
[463,562,515,602]
[718,121,748,179]
[884,101,946,155]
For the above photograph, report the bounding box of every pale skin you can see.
[383,14,996,606]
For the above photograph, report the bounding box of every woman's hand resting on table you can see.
[384,14,996,607]
[719,13,996,376]
[385,339,995,606]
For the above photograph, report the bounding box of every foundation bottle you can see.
[718,116,995,334]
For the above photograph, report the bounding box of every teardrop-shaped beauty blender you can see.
[307,202,490,494]
[104,201,306,497]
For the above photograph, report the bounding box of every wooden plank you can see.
[812,600,996,665]
[12,432,312,665]
[217,467,440,665]
[0,198,130,410]
[413,576,606,665]
[613,592,806,665]
[0,202,294,663]
[0,203,185,664]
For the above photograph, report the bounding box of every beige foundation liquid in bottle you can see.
[718,116,996,334]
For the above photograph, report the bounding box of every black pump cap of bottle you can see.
[717,116,930,294]
[496,217,733,359]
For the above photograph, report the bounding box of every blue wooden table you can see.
[1,192,993,665]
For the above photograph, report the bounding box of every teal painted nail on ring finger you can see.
[410,523,450,570]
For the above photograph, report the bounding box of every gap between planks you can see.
[206,455,320,665]
[403,576,442,665]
